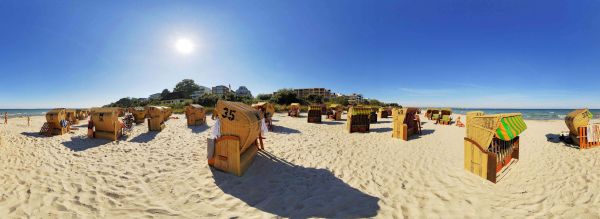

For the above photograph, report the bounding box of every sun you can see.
[174,38,195,55]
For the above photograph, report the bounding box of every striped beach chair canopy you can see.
[495,114,527,141]
[467,113,527,151]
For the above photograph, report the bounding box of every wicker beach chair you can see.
[308,105,322,123]
[346,107,371,133]
[185,104,206,126]
[42,108,70,136]
[464,113,527,183]
[392,108,420,140]
[209,100,263,176]
[90,107,123,141]
[378,107,389,119]
[146,106,167,131]
[163,107,173,121]
[328,104,343,120]
[429,108,440,121]
[75,109,87,120]
[129,107,147,124]
[65,109,79,125]
[369,107,378,123]
[565,109,599,150]
[438,108,453,125]
[252,102,274,130]
[288,103,300,117]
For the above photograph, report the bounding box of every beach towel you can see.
[260,118,268,136]
[60,120,69,128]
[588,124,600,143]
[211,118,221,139]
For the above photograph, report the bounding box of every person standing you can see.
[4,112,7,124]
[27,115,31,126]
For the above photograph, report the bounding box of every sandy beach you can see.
[1,113,599,218]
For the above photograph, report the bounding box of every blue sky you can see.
[1,0,599,108]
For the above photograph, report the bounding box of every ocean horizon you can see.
[2,108,599,120]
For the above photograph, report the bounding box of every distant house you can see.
[235,86,252,98]
[212,85,231,97]
[149,93,162,100]
[191,86,211,99]
[347,93,364,104]
[293,88,333,98]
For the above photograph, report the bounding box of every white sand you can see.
[1,113,599,218]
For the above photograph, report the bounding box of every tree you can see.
[196,93,219,107]
[306,94,323,104]
[173,79,200,98]
[270,89,301,105]
[256,94,272,101]
[367,99,383,106]
[160,89,171,99]
[329,96,349,106]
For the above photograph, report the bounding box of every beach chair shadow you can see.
[190,125,210,134]
[545,133,579,149]
[271,125,301,134]
[371,127,392,133]
[321,120,343,125]
[212,151,380,218]
[405,129,435,140]
[62,136,111,151]
[129,132,159,143]
[21,132,47,138]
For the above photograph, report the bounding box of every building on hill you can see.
[212,85,231,97]
[191,86,212,99]
[235,86,252,98]
[293,88,333,98]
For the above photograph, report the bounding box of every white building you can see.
[347,93,364,104]
[190,86,212,99]
[212,85,231,97]
[149,93,161,100]
[235,86,252,98]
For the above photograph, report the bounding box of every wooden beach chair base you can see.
[392,124,416,141]
[148,118,165,131]
[464,137,520,183]
[573,127,600,150]
[211,135,261,176]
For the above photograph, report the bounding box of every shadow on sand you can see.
[62,136,111,152]
[545,133,579,149]
[404,129,435,140]
[371,127,392,133]
[129,131,159,143]
[190,125,210,134]
[321,120,343,125]
[271,125,301,134]
[21,132,47,138]
[212,151,380,218]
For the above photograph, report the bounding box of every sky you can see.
[0,0,599,109]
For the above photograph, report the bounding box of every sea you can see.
[1,108,599,120]
[0,109,52,118]
[452,108,600,120]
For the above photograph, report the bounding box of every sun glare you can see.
[174,38,195,55]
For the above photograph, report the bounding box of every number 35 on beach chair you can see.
[208,100,265,176]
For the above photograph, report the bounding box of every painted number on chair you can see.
[222,108,236,121]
